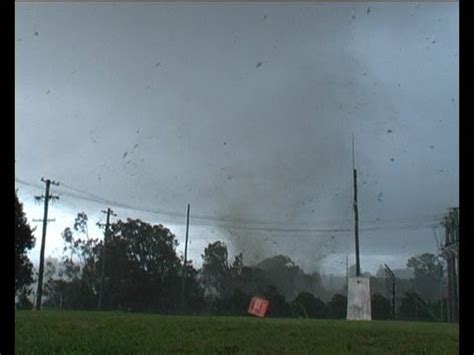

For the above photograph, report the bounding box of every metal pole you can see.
[352,135,361,277]
[180,204,190,313]
[346,255,349,284]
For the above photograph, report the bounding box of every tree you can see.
[264,285,292,318]
[371,293,391,320]
[181,261,205,314]
[407,253,443,279]
[326,294,347,319]
[256,255,303,301]
[200,241,242,300]
[407,253,444,302]
[238,266,270,296]
[42,214,99,310]
[293,291,327,319]
[103,218,183,313]
[15,192,36,295]
[74,212,89,237]
[16,290,33,310]
[398,292,433,321]
[40,215,203,314]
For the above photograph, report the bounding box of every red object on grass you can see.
[247,296,269,318]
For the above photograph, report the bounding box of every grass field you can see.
[15,311,458,354]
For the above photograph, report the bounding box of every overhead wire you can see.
[15,176,446,234]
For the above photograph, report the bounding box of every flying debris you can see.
[352,15,355,20]
[154,62,161,68]
[377,193,383,203]
[432,40,436,44]
[34,31,39,36]
[46,90,50,95]
[390,158,395,162]
[133,144,139,149]
[263,14,267,20]
[122,152,128,159]
[256,61,263,68]
[451,98,455,102]
[136,130,139,134]
[387,129,393,134]
[429,145,434,150]
[367,7,371,15]
[223,141,227,145]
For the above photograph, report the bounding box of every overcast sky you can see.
[15,2,458,275]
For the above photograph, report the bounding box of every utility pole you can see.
[97,208,117,310]
[352,135,361,276]
[34,177,59,311]
[180,204,190,313]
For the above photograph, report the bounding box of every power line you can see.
[17,183,444,234]
[15,177,445,233]
[36,179,447,228]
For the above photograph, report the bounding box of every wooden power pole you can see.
[34,177,60,310]
[97,208,117,310]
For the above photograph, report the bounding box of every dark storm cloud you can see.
[15,3,458,273]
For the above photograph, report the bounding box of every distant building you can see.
[440,207,459,323]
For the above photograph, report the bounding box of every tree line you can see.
[15,192,448,321]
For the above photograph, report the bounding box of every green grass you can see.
[15,311,458,354]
